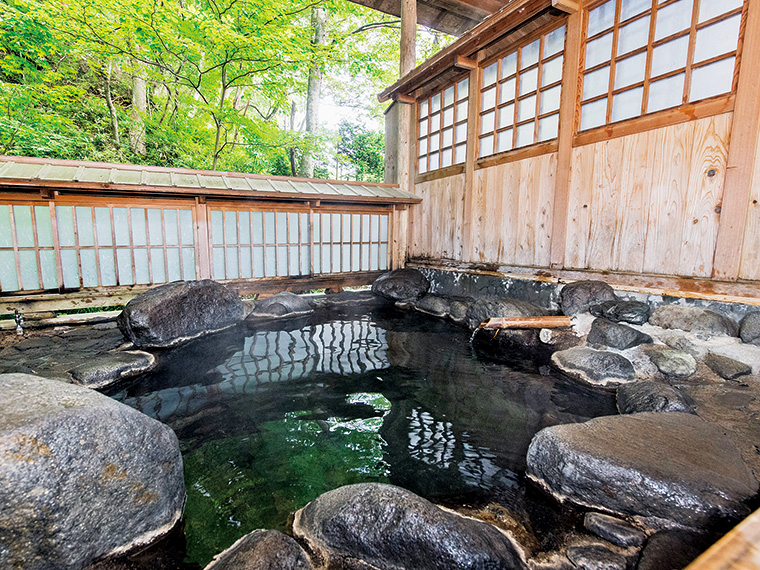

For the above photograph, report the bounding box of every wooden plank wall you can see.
[739,114,760,280]
[409,173,467,260]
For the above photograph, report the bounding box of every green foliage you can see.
[336,120,384,182]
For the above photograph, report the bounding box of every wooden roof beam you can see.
[551,0,578,13]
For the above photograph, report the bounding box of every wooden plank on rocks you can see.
[479,316,572,329]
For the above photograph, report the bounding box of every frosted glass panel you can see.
[224,211,237,245]
[264,212,275,243]
[431,93,441,112]
[545,25,566,57]
[291,246,302,275]
[693,15,741,63]
[483,63,498,87]
[56,206,75,246]
[419,137,428,156]
[481,111,496,134]
[581,99,608,130]
[80,249,98,287]
[60,250,80,288]
[651,36,689,77]
[13,206,34,247]
[381,216,389,242]
[239,211,251,244]
[443,107,454,127]
[583,66,610,99]
[379,244,388,270]
[541,86,561,113]
[419,119,429,135]
[429,152,440,171]
[179,210,194,245]
[521,39,540,69]
[520,67,538,96]
[252,212,264,243]
[225,248,239,279]
[210,210,224,245]
[420,99,429,118]
[497,130,513,153]
[114,208,130,246]
[332,213,341,243]
[117,249,134,285]
[151,249,166,283]
[655,0,693,40]
[542,56,564,85]
[612,86,644,122]
[588,1,616,36]
[99,250,117,286]
[76,207,94,247]
[621,0,650,21]
[183,248,196,281]
[301,245,311,275]
[482,87,497,110]
[0,205,11,247]
[19,250,39,290]
[35,206,53,247]
[167,248,181,282]
[40,250,57,289]
[457,100,468,121]
[253,246,265,277]
[518,94,537,122]
[501,52,517,78]
[361,244,370,270]
[615,52,647,88]
[458,78,469,99]
[648,73,685,112]
[618,15,650,55]
[278,246,288,276]
[134,249,150,284]
[212,247,225,279]
[147,209,163,245]
[690,57,736,101]
[430,113,440,132]
[0,250,18,291]
[456,123,467,143]
[516,123,534,147]
[351,244,360,272]
[480,135,495,157]
[455,144,467,163]
[442,128,453,147]
[418,157,428,173]
[499,104,515,128]
[370,244,379,271]
[699,0,742,23]
[500,78,516,104]
[444,86,455,107]
[94,207,112,246]
[163,210,178,246]
[131,209,147,246]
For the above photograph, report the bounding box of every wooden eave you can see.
[379,0,555,102]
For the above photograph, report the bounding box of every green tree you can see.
[336,120,384,182]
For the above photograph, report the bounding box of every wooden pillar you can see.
[712,0,760,280]
[397,0,417,193]
[461,63,482,261]
[400,0,417,77]
[195,197,211,279]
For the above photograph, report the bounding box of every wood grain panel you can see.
[739,110,760,280]
[586,137,625,271]
[564,146,595,268]
[409,174,467,260]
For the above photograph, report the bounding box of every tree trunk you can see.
[104,60,120,147]
[289,100,298,177]
[299,6,327,178]
[129,63,147,156]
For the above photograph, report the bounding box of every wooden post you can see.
[712,0,760,280]
[195,197,211,279]
[397,0,416,198]
[461,64,482,261]
[549,9,584,268]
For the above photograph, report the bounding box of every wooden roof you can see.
[348,0,515,36]
[0,156,421,205]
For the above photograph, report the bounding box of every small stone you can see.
[583,513,646,548]
[648,348,697,377]
[70,351,157,390]
[565,544,627,570]
[559,281,617,316]
[590,300,651,325]
[587,318,653,350]
[705,353,752,380]
[637,529,710,570]
[740,312,760,346]
[251,292,313,318]
[649,305,738,337]
[204,529,313,570]
[617,381,695,415]
[551,348,635,388]
[371,268,430,302]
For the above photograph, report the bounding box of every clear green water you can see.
[110,307,617,568]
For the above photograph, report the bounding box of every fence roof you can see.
[0,156,421,205]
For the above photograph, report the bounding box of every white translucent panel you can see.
[618,15,650,55]
[300,213,310,243]
[300,245,311,275]
[276,212,287,243]
[379,244,388,270]
[113,208,130,246]
[499,104,515,128]
[320,213,331,242]
[444,86,455,107]
[265,246,277,277]
[545,25,566,57]
[264,212,276,243]
[0,205,11,247]
[456,122,468,143]
[516,123,535,147]
[457,77,469,99]
[482,87,497,110]
[419,118,429,135]
[483,62,498,86]
[330,244,339,273]
[212,247,225,279]
[429,152,440,171]
[0,250,18,291]
[134,249,151,284]
[297,245,308,274]
[116,249,134,285]
[621,0,651,21]
[80,249,98,287]
[34,206,54,247]
[441,148,453,168]
[370,243,380,271]
[457,100,468,121]
[430,133,440,152]
[443,107,454,127]
[164,209,179,246]
[648,73,685,112]
[518,94,538,122]
[481,111,496,134]
[612,86,644,121]
[615,52,647,88]
[18,250,39,290]
[239,211,251,244]
[480,135,495,157]
[419,137,428,156]
[179,210,194,245]
[183,248,196,280]
[289,212,300,243]
[497,129,513,153]
[581,99,608,130]
[430,113,440,132]
[420,99,429,118]
[455,144,467,163]
[583,66,611,99]
[332,213,341,242]
[361,243,370,270]
[76,207,94,247]
[252,212,264,243]
[690,56,736,101]
[253,246,265,277]
[501,52,518,78]
[431,93,441,112]
[693,15,741,63]
[150,249,166,283]
[39,250,57,289]
[380,215,389,242]
[99,249,117,286]
[418,157,428,173]
[147,209,163,246]
[239,246,252,279]
[699,0,742,23]
[521,39,540,69]
[542,56,564,85]
[651,35,689,76]
[541,85,562,113]
[362,214,370,241]
[60,249,80,287]
[500,77,517,104]
[588,0,616,36]
[56,206,75,247]
[349,243,359,271]
[130,209,147,246]
[442,127,454,147]
[224,211,237,245]
[166,248,181,282]
[655,0,693,40]
[520,67,539,96]
[13,206,34,247]
[210,210,224,245]
[342,214,351,242]
[225,247,239,279]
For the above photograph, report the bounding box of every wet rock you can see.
[565,544,627,570]
[551,348,635,388]
[204,529,313,570]
[636,529,711,570]
[739,312,760,346]
[371,268,430,302]
[617,381,695,414]
[583,513,646,548]
[526,412,758,527]
[414,294,473,322]
[118,280,245,349]
[590,300,650,325]
[647,348,697,378]
[559,281,617,316]
[472,328,546,370]
[293,483,528,570]
[69,351,157,390]
[462,297,547,330]
[649,305,738,337]
[539,328,584,351]
[704,353,752,380]
[250,292,313,318]
[318,290,389,310]
[587,318,652,350]
[0,373,185,570]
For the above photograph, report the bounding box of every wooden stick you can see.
[479,316,572,329]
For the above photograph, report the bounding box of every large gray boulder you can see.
[587,318,652,350]
[371,268,430,302]
[204,530,313,570]
[740,312,760,345]
[590,301,650,325]
[118,280,245,349]
[462,298,547,330]
[617,381,695,414]
[647,347,697,378]
[249,292,313,318]
[551,348,635,388]
[559,281,617,316]
[0,373,185,570]
[526,413,758,528]
[649,305,738,337]
[293,483,528,570]
[69,351,156,390]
